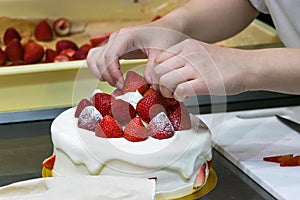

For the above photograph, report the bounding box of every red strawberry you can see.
[54,54,73,62]
[110,99,136,126]
[75,98,93,118]
[94,93,113,116]
[23,42,45,64]
[124,117,148,142]
[136,91,165,123]
[59,48,76,57]
[3,27,21,46]
[111,88,123,98]
[73,44,92,60]
[44,48,57,63]
[95,115,123,138]
[0,48,7,65]
[56,39,78,54]
[168,103,191,131]
[148,112,174,139]
[8,60,27,66]
[165,98,180,113]
[42,154,56,170]
[78,106,102,131]
[143,88,156,97]
[90,34,110,47]
[122,71,148,94]
[263,154,294,163]
[34,20,53,41]
[280,155,300,167]
[5,38,24,61]
[193,162,207,189]
[53,17,71,36]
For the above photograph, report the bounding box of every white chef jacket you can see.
[249,0,300,47]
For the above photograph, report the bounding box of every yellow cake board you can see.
[42,166,217,199]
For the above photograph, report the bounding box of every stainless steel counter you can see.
[0,115,276,200]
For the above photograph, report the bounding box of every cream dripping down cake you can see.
[43,71,212,200]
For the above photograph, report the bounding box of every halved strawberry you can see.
[23,42,45,64]
[75,98,93,118]
[90,34,110,47]
[122,71,148,94]
[5,38,24,61]
[55,39,78,54]
[0,48,7,65]
[110,99,136,126]
[168,103,191,131]
[147,112,174,140]
[44,48,57,63]
[3,27,21,46]
[124,117,148,142]
[193,162,207,190]
[280,155,300,167]
[59,48,76,57]
[53,17,71,36]
[95,115,123,138]
[94,93,113,116]
[42,154,56,170]
[54,54,73,62]
[73,44,92,60]
[143,88,156,97]
[78,106,102,131]
[34,20,53,41]
[136,91,166,123]
[263,154,294,163]
[165,98,180,113]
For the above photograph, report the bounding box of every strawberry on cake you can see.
[43,71,212,199]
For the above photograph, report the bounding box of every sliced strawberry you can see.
[94,93,113,117]
[148,112,174,140]
[55,39,78,54]
[90,34,110,47]
[53,17,71,36]
[138,84,150,96]
[95,115,123,138]
[122,71,148,94]
[0,48,7,65]
[54,54,73,62]
[23,42,45,64]
[73,44,92,60]
[78,106,102,131]
[193,162,207,189]
[165,98,180,113]
[111,88,123,98]
[124,117,148,142]
[59,48,76,57]
[34,20,53,41]
[110,99,136,126]
[168,103,191,131]
[42,154,56,170]
[136,91,166,123]
[44,48,57,63]
[5,38,24,61]
[75,98,93,118]
[3,27,21,46]
[280,155,300,167]
[263,154,294,163]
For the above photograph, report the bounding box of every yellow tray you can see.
[0,1,281,113]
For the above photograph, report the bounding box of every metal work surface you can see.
[0,116,276,200]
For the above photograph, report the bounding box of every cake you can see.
[43,71,212,200]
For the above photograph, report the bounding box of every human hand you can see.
[86,21,187,89]
[151,39,249,101]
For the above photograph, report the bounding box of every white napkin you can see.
[0,175,155,200]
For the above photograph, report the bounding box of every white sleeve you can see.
[248,0,269,14]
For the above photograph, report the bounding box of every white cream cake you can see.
[49,91,212,199]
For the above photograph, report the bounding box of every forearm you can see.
[241,48,300,95]
[153,0,259,43]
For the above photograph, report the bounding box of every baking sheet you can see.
[198,106,300,200]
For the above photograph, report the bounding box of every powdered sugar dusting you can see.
[78,106,103,131]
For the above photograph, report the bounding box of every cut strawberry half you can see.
[94,93,113,117]
[148,112,174,140]
[110,99,136,126]
[78,106,102,131]
[3,27,21,46]
[167,103,191,131]
[95,115,123,138]
[75,98,93,118]
[23,42,45,64]
[42,154,56,170]
[124,117,148,142]
[122,71,148,94]
[34,20,53,41]
[193,162,207,190]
